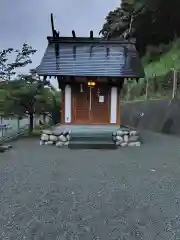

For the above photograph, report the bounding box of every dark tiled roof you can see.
[36,37,144,78]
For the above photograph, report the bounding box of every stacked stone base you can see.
[40,128,141,148]
[40,129,71,147]
[113,129,141,147]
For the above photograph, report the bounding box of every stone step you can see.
[68,141,116,149]
[71,131,113,136]
[71,135,113,142]
[70,131,113,141]
[40,125,142,148]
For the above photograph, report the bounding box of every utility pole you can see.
[172,55,178,99]
[172,68,177,99]
[145,77,148,100]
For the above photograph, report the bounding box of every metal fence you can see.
[0,115,41,141]
[121,69,180,102]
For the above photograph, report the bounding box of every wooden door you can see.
[91,85,110,124]
[73,84,90,123]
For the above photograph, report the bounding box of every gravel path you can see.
[0,132,180,239]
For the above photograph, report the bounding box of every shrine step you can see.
[68,140,116,149]
[70,134,113,142]
[69,129,116,149]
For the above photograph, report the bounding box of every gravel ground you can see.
[0,132,180,239]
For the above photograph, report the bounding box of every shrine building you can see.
[35,14,144,126]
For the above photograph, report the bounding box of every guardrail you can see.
[0,123,29,142]
[0,115,49,143]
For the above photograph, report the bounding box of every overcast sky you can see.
[0,0,119,87]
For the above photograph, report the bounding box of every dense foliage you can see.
[100,0,180,57]
[0,44,60,132]
[100,0,180,100]
[2,75,54,132]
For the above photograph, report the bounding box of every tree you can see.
[30,69,61,124]
[100,0,180,56]
[100,0,137,38]
[0,43,36,81]
[3,74,54,133]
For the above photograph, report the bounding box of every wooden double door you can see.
[72,83,110,124]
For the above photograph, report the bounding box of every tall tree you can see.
[100,0,136,39]
[3,75,54,133]
[0,44,36,81]
[100,0,180,56]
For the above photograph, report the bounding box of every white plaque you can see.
[99,95,104,103]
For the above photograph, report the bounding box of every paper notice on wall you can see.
[99,95,104,103]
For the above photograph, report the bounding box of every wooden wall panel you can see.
[73,84,90,124]
[91,86,110,124]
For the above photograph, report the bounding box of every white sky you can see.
[0,0,120,87]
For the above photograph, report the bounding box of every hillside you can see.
[144,39,180,78]
[119,40,180,101]
[100,0,180,100]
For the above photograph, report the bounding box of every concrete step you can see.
[70,132,113,142]
[71,135,113,142]
[68,141,116,149]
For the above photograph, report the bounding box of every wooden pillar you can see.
[61,89,65,124]
[60,85,72,124]
[109,86,121,125]
[117,88,121,125]
[64,85,72,123]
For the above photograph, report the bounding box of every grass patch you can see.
[27,129,42,137]
[144,39,180,78]
[25,123,52,138]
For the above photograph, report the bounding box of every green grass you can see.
[121,39,180,101]
[144,39,180,78]
[25,123,52,137]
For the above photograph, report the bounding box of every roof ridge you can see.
[47,37,136,44]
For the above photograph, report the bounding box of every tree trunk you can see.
[17,117,20,133]
[43,113,46,123]
[29,114,34,133]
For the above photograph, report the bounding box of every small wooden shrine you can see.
[35,14,144,125]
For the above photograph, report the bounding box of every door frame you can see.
[62,83,120,125]
[71,84,111,124]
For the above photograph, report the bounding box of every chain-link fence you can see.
[121,70,180,102]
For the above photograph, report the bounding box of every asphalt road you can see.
[0,132,180,239]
